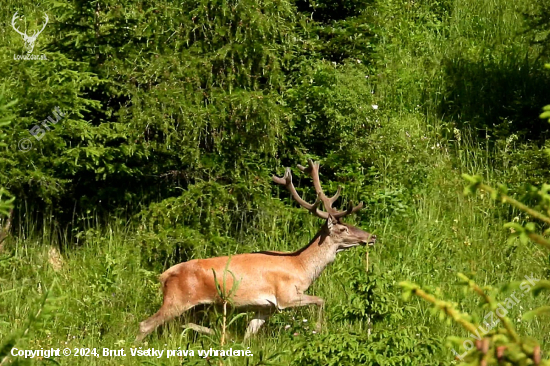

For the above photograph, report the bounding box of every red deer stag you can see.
[136,159,376,342]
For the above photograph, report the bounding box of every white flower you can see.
[284,325,291,330]
[372,104,378,110]
[303,319,308,323]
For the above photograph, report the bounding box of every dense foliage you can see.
[1,0,550,365]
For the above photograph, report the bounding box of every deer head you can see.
[12,12,49,54]
[273,159,376,252]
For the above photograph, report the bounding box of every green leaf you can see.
[522,306,550,321]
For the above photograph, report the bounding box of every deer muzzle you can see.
[365,234,377,246]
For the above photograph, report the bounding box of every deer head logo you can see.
[11,12,49,54]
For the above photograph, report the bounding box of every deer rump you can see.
[159,253,299,310]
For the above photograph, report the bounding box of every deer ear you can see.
[326,214,337,232]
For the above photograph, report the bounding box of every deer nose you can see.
[369,234,377,244]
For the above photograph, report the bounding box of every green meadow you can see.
[0,0,549,364]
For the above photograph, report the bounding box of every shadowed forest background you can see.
[1,0,550,364]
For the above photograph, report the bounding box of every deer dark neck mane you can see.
[294,227,337,286]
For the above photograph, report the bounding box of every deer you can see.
[11,12,49,54]
[135,159,377,343]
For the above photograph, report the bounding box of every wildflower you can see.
[302,319,308,323]
[453,128,461,142]
[372,104,378,110]
[284,325,291,330]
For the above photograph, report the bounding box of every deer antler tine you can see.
[297,160,315,175]
[274,161,363,220]
[272,168,329,219]
[328,186,341,205]
[310,194,322,211]
[332,201,364,219]
[300,159,326,198]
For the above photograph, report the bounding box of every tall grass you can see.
[2,127,549,365]
[2,0,550,364]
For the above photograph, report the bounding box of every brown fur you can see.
[136,219,376,342]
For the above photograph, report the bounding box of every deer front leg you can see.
[244,312,270,341]
[183,323,214,335]
[282,294,324,308]
[279,294,325,332]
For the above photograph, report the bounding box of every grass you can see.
[2,0,550,364]
[1,122,549,365]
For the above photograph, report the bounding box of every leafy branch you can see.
[399,275,546,365]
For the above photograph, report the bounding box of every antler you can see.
[272,167,327,218]
[32,13,48,37]
[273,159,363,220]
[11,12,27,37]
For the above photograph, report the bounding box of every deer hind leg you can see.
[136,303,191,343]
[244,312,270,341]
[136,277,199,343]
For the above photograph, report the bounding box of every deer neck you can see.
[295,231,336,287]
